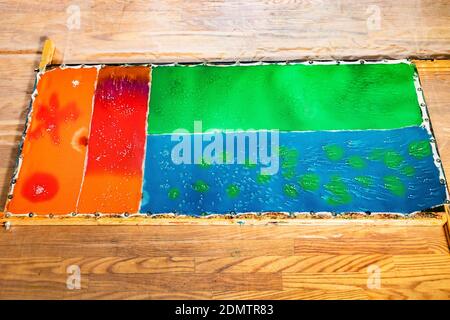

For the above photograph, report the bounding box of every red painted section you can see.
[77,66,150,213]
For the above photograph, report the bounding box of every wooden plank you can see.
[366,289,450,300]
[0,257,195,274]
[195,255,395,273]
[216,288,450,300]
[0,240,294,258]
[282,270,450,293]
[393,254,450,274]
[0,290,214,300]
[293,233,449,255]
[88,273,283,292]
[212,289,369,300]
[1,1,450,62]
[0,224,444,241]
[0,272,89,298]
[3,288,448,300]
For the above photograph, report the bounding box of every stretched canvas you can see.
[4,60,448,217]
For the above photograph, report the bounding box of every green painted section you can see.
[323,144,344,161]
[299,173,320,191]
[383,151,404,169]
[256,174,271,184]
[192,180,209,193]
[355,176,373,188]
[148,63,422,133]
[324,176,352,205]
[280,146,299,180]
[167,188,180,200]
[384,176,406,196]
[348,156,366,169]
[226,184,240,198]
[409,140,432,159]
[401,165,416,177]
[244,158,257,169]
[369,148,385,161]
[197,158,211,169]
[283,184,299,198]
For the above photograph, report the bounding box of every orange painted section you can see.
[76,66,150,213]
[7,67,98,214]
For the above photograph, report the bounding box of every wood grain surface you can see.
[2,0,450,62]
[0,225,449,299]
[0,0,449,300]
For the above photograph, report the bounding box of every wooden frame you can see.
[0,212,448,226]
[2,39,450,246]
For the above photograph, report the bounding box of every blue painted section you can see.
[140,127,446,215]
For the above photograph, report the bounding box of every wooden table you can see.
[0,0,449,299]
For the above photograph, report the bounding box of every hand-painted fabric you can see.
[5,62,448,215]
